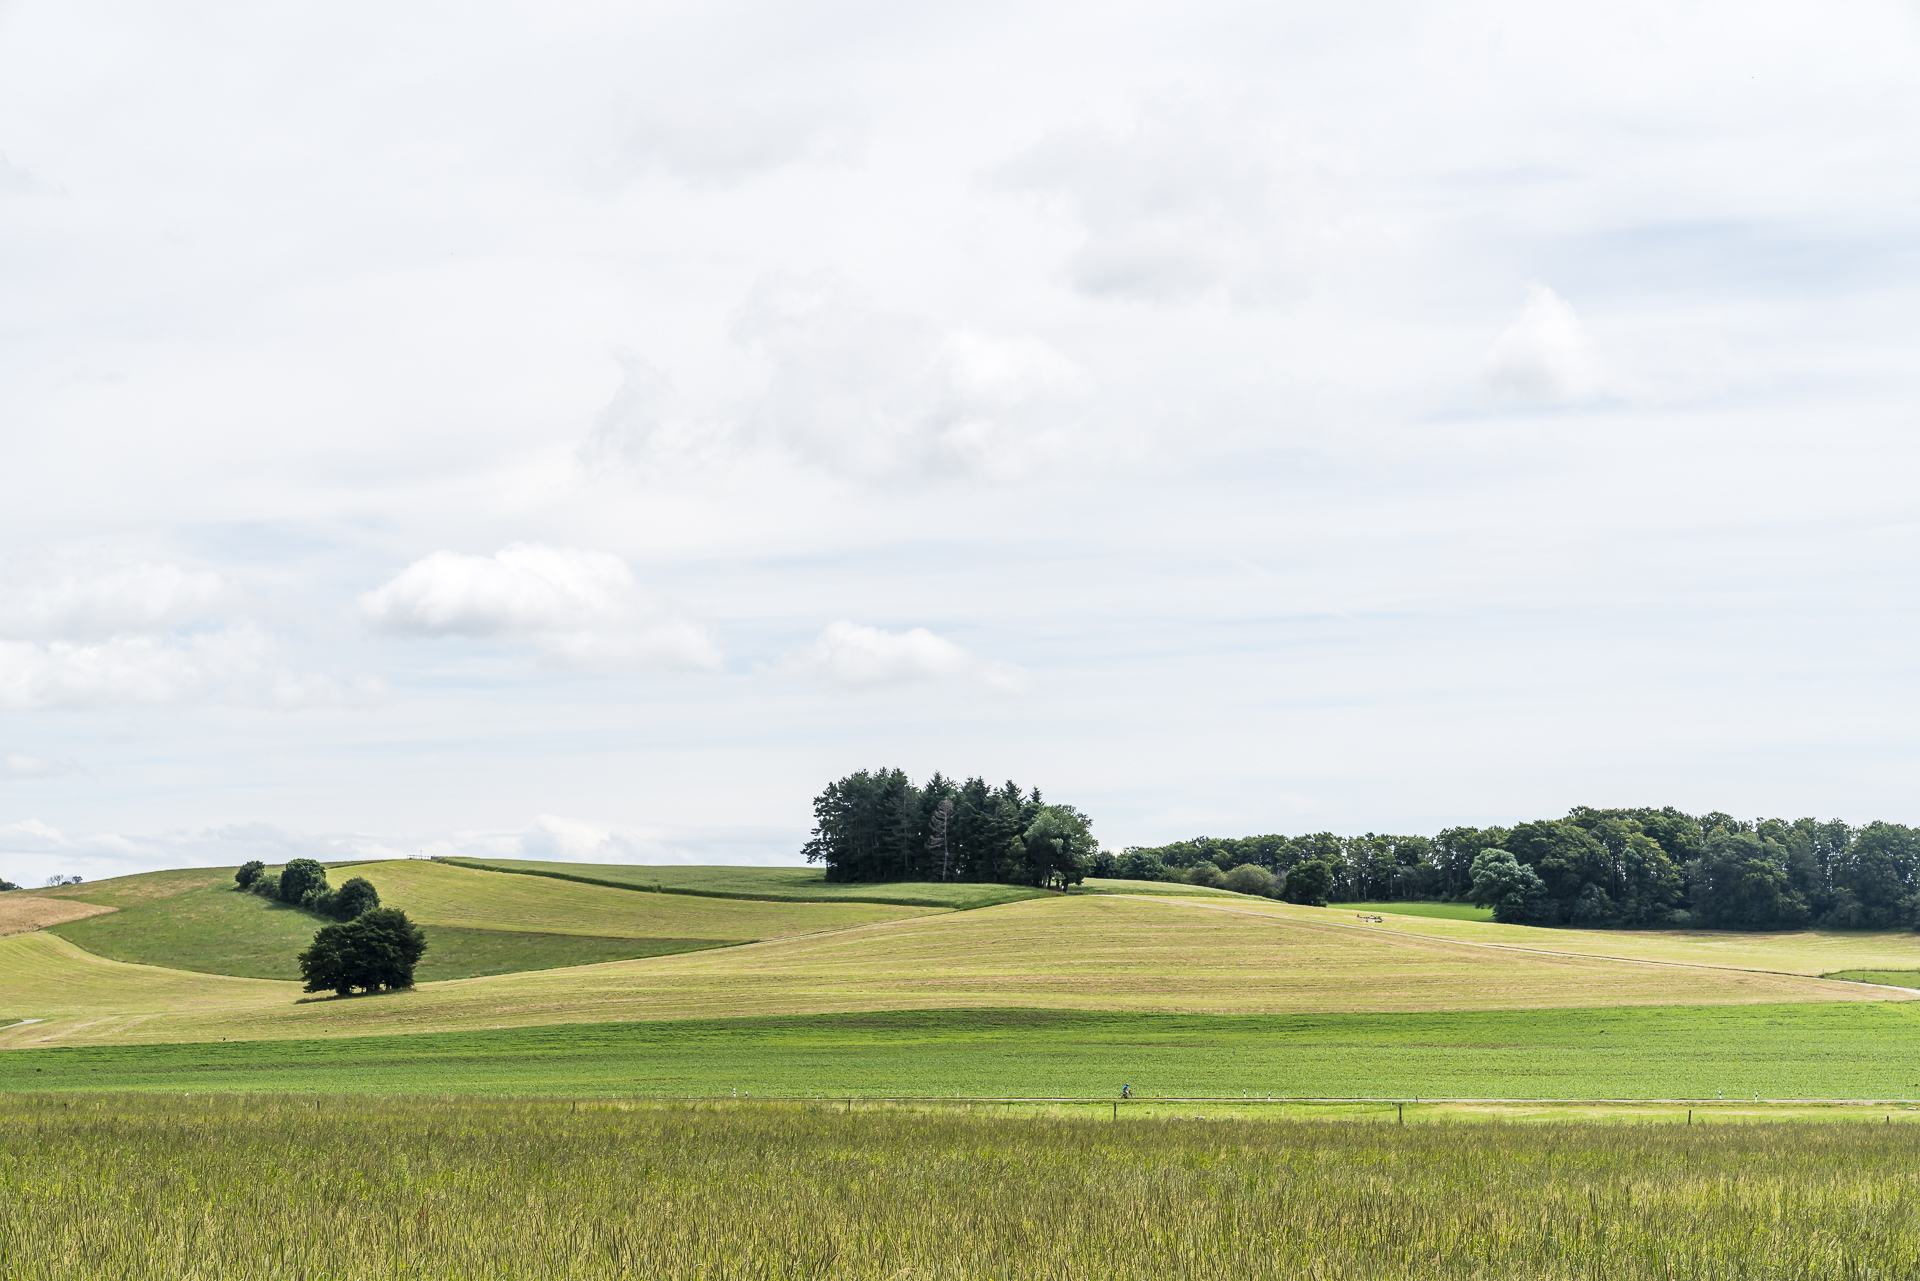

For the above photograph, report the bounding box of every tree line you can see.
[802,769,1097,890]
[1125,807,1920,930]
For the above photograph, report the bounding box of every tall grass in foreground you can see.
[5,1096,1920,1279]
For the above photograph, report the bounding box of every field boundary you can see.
[435,857,1042,910]
[1123,894,1920,996]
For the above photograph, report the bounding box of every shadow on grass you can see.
[292,987,422,1005]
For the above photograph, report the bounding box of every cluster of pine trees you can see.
[1127,807,1920,930]
[802,769,1097,890]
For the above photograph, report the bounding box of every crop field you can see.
[0,893,1892,1050]
[6,1004,1920,1100]
[5,1094,1920,1280]
[25,861,938,980]
[443,858,1048,909]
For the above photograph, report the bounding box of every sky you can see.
[2,0,1919,884]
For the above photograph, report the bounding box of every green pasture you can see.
[440,857,1048,909]
[1827,969,1920,988]
[8,1003,1920,1100]
[41,870,743,982]
[1331,900,1496,921]
[45,869,326,979]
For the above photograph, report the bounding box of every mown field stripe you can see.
[1125,894,1920,994]
[7,1004,1920,1100]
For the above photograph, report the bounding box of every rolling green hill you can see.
[439,857,1051,908]
[32,861,942,981]
[0,891,1898,1052]
[10,862,1920,1102]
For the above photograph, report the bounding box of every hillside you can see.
[0,890,1899,1051]
[440,858,1049,908]
[1160,896,1920,978]
[27,861,943,981]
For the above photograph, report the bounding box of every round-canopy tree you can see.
[326,876,380,920]
[297,907,428,996]
[1223,863,1274,896]
[1280,859,1335,906]
[278,858,329,906]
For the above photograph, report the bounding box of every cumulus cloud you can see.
[0,626,369,711]
[0,559,358,710]
[359,542,722,670]
[1482,284,1611,405]
[731,276,1088,481]
[0,561,232,642]
[781,621,1027,692]
[577,349,727,472]
[990,98,1329,307]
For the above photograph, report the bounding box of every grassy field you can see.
[27,861,937,980]
[1827,969,1920,988]
[7,1004,1920,1099]
[1331,900,1495,921]
[442,857,1049,909]
[6,1094,1920,1279]
[1163,893,1920,975]
[0,894,1890,1050]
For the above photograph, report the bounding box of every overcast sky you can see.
[2,0,1919,883]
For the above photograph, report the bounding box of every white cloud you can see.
[0,560,356,710]
[1482,285,1611,405]
[782,620,1028,692]
[731,277,1089,481]
[619,101,863,187]
[0,625,365,710]
[990,97,1330,307]
[0,561,232,642]
[359,543,722,670]
[577,349,729,473]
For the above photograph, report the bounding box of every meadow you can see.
[5,1093,1920,1280]
[6,1004,1920,1100]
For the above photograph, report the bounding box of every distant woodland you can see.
[804,781,1920,931]
[1130,808,1920,931]
[802,769,1096,890]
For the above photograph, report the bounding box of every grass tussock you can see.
[3,1095,1919,1279]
